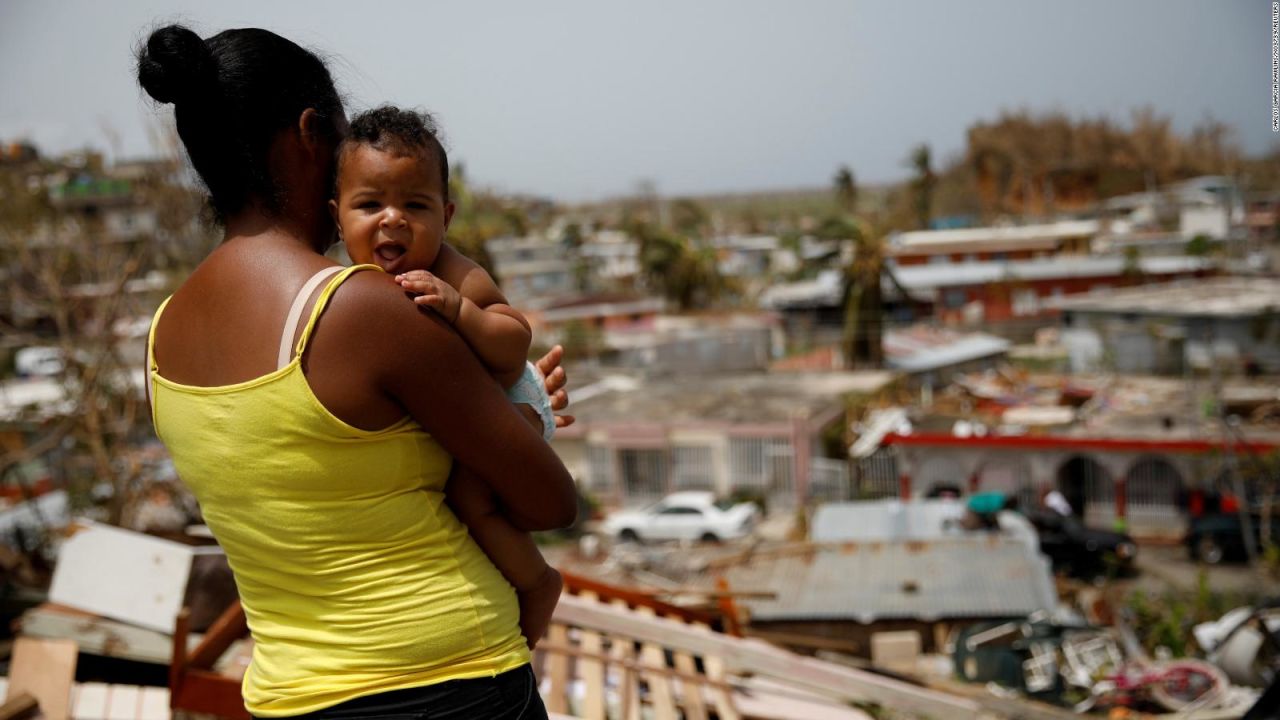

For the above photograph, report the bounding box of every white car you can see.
[602,491,759,544]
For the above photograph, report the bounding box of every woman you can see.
[137,25,574,719]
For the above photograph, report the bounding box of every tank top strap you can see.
[145,294,174,421]
[291,264,383,361]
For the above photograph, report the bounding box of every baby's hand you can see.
[396,270,462,324]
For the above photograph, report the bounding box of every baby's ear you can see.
[442,201,456,230]
[328,198,341,234]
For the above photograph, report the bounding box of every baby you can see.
[330,106,562,648]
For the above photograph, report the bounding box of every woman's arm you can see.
[338,276,577,531]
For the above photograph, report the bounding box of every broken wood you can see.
[6,637,77,720]
[609,600,641,720]
[576,592,606,720]
[544,623,571,714]
[552,593,982,719]
[19,603,199,665]
[636,606,678,720]
[0,693,38,720]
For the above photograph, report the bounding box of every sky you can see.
[0,1,1274,202]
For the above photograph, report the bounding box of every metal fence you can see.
[585,445,616,498]
[672,445,716,491]
[807,456,852,503]
[617,448,670,505]
[727,437,795,508]
[854,448,900,499]
[1125,456,1184,526]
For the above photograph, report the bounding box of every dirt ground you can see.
[1129,542,1280,597]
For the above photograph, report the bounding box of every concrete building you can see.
[850,374,1280,536]
[1057,277,1280,375]
[552,370,894,509]
[485,235,574,305]
[884,255,1214,327]
[760,255,1214,340]
[578,230,641,286]
[887,219,1098,266]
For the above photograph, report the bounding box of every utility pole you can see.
[1209,320,1260,564]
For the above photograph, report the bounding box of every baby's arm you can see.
[396,245,531,388]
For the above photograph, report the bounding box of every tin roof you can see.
[723,537,1056,623]
[1055,277,1280,318]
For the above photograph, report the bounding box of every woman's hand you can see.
[535,345,574,428]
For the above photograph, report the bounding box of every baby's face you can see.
[330,145,454,275]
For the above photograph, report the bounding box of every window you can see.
[944,289,968,309]
[586,446,616,493]
[657,506,703,516]
[1012,289,1040,316]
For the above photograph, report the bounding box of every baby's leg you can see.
[446,465,561,649]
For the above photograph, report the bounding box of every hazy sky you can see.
[0,1,1273,201]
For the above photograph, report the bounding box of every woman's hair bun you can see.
[137,24,215,105]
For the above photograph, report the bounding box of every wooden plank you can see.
[0,693,38,720]
[635,607,677,720]
[552,594,981,720]
[105,685,140,720]
[576,592,607,720]
[7,637,78,720]
[136,687,170,720]
[696,624,741,720]
[668,638,708,720]
[72,684,109,720]
[20,604,201,665]
[187,600,247,670]
[732,676,873,720]
[609,600,641,720]
[49,524,195,633]
[169,670,249,719]
[536,641,735,691]
[562,571,719,626]
[543,623,571,714]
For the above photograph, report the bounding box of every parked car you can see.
[601,491,759,544]
[1186,512,1280,565]
[1023,509,1137,579]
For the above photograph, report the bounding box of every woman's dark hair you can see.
[136,25,344,222]
[340,106,450,204]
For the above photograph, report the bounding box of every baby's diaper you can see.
[506,361,555,442]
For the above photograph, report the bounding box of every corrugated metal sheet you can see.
[724,536,1056,623]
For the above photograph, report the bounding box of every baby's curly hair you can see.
[338,105,450,203]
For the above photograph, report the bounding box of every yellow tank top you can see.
[148,265,529,717]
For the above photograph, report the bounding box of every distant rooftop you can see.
[558,370,894,429]
[889,219,1099,251]
[1057,277,1280,318]
[886,254,1210,293]
[884,326,1011,374]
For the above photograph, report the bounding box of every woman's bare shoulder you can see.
[325,268,456,349]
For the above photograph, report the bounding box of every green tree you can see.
[670,198,710,238]
[637,225,727,310]
[1185,234,1214,257]
[1122,245,1144,281]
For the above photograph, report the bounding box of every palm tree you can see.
[823,209,919,369]
[908,144,937,229]
[833,165,857,214]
